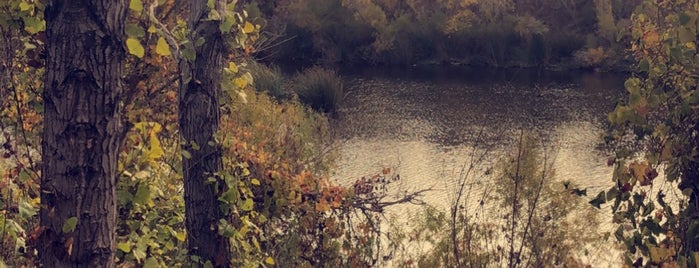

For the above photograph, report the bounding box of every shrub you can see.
[387,135,604,267]
[245,61,287,100]
[573,46,608,68]
[292,67,344,114]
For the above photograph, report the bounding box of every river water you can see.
[331,66,627,266]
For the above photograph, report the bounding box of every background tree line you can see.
[245,0,642,69]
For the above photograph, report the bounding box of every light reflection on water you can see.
[331,67,627,266]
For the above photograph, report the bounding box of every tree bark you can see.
[180,1,231,266]
[40,0,127,267]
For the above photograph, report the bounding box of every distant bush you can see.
[292,67,344,113]
[245,61,287,100]
[574,46,608,68]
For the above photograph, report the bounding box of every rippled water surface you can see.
[331,66,627,265]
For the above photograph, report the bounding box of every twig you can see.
[352,188,431,213]
[149,1,181,59]
[509,129,524,268]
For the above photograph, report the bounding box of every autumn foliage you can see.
[0,0,410,267]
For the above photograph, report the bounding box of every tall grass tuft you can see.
[245,61,287,100]
[292,67,343,113]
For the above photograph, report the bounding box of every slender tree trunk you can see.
[180,1,231,266]
[39,0,127,267]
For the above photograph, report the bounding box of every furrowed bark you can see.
[180,0,231,266]
[40,0,127,267]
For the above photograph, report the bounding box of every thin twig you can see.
[509,129,524,268]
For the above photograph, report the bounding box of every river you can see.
[331,66,627,266]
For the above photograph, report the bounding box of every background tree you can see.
[39,0,128,266]
[179,0,230,266]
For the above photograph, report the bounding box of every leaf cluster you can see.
[603,0,699,266]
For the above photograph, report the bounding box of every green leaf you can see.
[638,59,649,73]
[117,242,132,253]
[182,150,192,159]
[143,258,158,268]
[219,189,238,204]
[683,188,694,197]
[18,170,30,182]
[606,187,619,201]
[680,12,692,25]
[679,27,695,43]
[208,9,221,20]
[19,1,32,11]
[130,0,143,12]
[195,37,206,47]
[126,23,145,38]
[589,191,606,209]
[117,190,134,206]
[182,46,196,62]
[155,37,171,56]
[133,183,151,206]
[240,198,254,211]
[18,200,36,218]
[62,217,78,233]
[204,261,214,268]
[220,16,235,33]
[22,16,45,34]
[126,38,145,58]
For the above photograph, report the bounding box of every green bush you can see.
[245,61,287,100]
[292,67,344,113]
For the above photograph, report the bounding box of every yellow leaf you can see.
[228,62,238,73]
[243,21,255,34]
[126,38,145,58]
[19,1,32,11]
[129,0,143,12]
[234,77,248,89]
[151,123,162,134]
[147,25,157,33]
[251,178,260,186]
[265,257,275,265]
[148,134,164,159]
[117,242,132,253]
[155,37,171,56]
[173,231,186,242]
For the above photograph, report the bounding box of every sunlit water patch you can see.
[331,67,627,266]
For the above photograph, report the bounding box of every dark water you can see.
[332,66,627,266]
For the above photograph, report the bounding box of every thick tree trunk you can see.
[40,0,127,267]
[180,1,231,266]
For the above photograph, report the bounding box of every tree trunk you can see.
[180,1,231,266]
[39,0,127,267]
